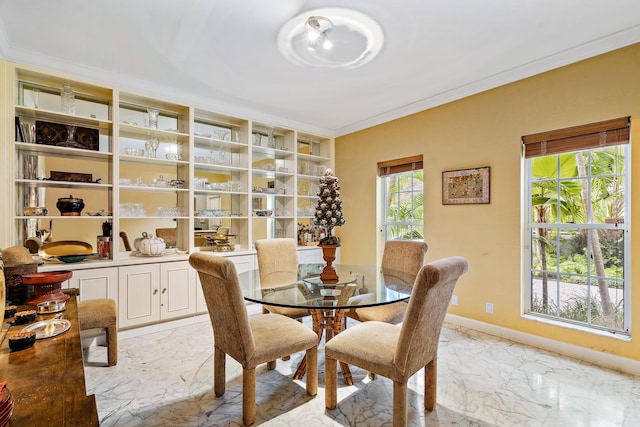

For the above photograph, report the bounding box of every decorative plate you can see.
[22,319,71,339]
[41,240,93,257]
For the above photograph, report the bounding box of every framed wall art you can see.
[442,166,490,205]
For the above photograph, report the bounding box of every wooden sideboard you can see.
[0,294,98,426]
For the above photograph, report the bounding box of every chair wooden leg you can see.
[424,358,437,411]
[243,368,256,425]
[393,381,408,427]
[306,345,318,396]
[325,355,337,409]
[214,346,226,397]
[106,325,118,366]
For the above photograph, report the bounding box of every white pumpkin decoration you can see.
[135,232,166,255]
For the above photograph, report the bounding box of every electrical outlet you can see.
[451,295,458,306]
[486,302,494,314]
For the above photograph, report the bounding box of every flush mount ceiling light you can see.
[278,8,384,70]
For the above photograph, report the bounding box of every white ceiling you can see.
[1,0,639,137]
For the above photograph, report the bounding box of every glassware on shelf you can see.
[133,203,146,216]
[214,129,229,141]
[157,206,186,217]
[65,125,77,143]
[254,133,261,146]
[33,88,40,109]
[153,175,167,188]
[146,108,159,129]
[267,128,275,148]
[146,137,160,158]
[61,83,76,115]
[217,147,229,165]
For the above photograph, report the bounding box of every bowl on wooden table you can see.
[8,331,36,351]
[13,310,36,325]
[4,306,17,319]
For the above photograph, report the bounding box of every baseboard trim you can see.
[445,314,640,377]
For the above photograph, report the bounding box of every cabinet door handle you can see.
[162,288,167,294]
[153,289,159,295]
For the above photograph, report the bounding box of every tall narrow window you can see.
[378,155,424,242]
[523,117,630,333]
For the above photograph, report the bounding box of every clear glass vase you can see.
[61,83,76,115]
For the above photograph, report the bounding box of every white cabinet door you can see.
[118,264,160,328]
[67,267,118,302]
[160,261,196,320]
[298,247,322,264]
[195,254,256,313]
[231,254,255,274]
[298,246,340,264]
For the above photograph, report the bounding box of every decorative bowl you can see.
[14,310,36,325]
[55,254,90,263]
[41,241,93,257]
[4,305,17,319]
[36,300,67,314]
[23,206,48,216]
[8,331,36,351]
[85,210,112,216]
[124,148,145,156]
[56,195,84,216]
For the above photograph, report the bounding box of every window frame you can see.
[381,169,424,243]
[524,145,631,334]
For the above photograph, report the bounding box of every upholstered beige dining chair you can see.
[346,240,428,325]
[325,256,468,426]
[189,252,318,426]
[255,238,310,321]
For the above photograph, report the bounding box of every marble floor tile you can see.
[84,316,640,426]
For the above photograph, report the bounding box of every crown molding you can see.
[334,25,640,137]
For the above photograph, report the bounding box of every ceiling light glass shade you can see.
[278,8,384,70]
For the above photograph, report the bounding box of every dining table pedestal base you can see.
[293,308,353,385]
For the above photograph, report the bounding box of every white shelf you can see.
[15,179,112,190]
[16,105,113,129]
[15,142,113,160]
[119,185,188,193]
[119,154,189,166]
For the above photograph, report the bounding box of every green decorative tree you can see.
[314,168,345,246]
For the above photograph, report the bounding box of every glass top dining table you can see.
[237,263,417,385]
[237,263,416,310]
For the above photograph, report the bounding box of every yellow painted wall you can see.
[335,43,640,361]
